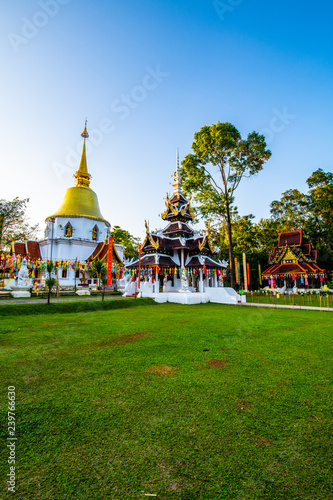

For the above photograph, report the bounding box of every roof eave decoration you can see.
[87,239,123,265]
[199,223,215,253]
[87,239,107,262]
[180,193,195,220]
[161,193,179,220]
[142,220,159,250]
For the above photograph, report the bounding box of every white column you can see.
[199,269,204,293]
[154,270,159,293]
[214,273,217,288]
[180,249,185,290]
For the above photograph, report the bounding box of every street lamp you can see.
[49,217,55,262]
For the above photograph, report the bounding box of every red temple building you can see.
[262,230,326,288]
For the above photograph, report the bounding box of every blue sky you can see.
[1,0,333,240]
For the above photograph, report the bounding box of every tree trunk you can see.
[225,200,235,289]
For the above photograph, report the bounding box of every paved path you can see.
[242,302,333,312]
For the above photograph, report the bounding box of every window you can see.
[92,225,99,241]
[62,269,67,278]
[65,222,73,237]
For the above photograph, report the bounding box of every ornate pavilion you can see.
[262,230,326,288]
[5,123,123,288]
[126,152,229,299]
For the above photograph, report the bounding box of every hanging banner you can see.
[247,262,250,287]
[107,237,113,286]
[243,253,248,291]
[234,257,239,284]
[258,263,262,285]
[138,244,141,289]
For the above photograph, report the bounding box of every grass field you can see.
[1,299,332,499]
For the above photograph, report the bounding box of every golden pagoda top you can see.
[74,120,91,188]
[46,121,109,223]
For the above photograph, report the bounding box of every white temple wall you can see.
[40,239,98,262]
[45,216,109,242]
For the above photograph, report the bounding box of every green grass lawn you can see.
[0,299,332,499]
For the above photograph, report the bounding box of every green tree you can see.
[306,169,333,268]
[91,260,107,300]
[0,197,39,252]
[110,225,138,261]
[254,217,284,251]
[181,122,271,287]
[270,189,310,232]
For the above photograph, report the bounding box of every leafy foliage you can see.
[180,122,271,287]
[0,197,39,251]
[110,225,138,260]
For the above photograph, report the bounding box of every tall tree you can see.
[306,169,333,239]
[0,197,39,251]
[306,169,333,268]
[181,122,271,288]
[270,189,310,232]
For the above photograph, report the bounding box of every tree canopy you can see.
[208,168,333,285]
[110,225,138,261]
[0,197,39,252]
[180,121,271,287]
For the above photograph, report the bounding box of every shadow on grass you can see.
[0,297,157,317]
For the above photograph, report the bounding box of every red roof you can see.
[262,262,324,275]
[26,241,41,260]
[278,231,302,247]
[13,242,27,257]
[86,240,123,264]
[12,241,41,260]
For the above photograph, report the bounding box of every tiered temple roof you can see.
[127,151,226,271]
[262,230,324,277]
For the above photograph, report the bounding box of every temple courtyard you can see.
[1,299,332,499]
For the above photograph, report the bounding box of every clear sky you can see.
[1,0,333,241]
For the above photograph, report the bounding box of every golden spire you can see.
[74,119,91,188]
[172,148,182,197]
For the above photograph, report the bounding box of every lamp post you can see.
[49,217,55,291]
[49,217,55,262]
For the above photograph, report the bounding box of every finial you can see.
[176,148,180,175]
[81,118,89,139]
[74,119,91,187]
[172,148,182,197]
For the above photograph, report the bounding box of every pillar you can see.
[199,269,204,293]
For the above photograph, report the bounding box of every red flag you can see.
[107,237,113,286]
[138,245,141,289]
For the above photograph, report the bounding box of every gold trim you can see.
[161,193,179,220]
[149,234,159,250]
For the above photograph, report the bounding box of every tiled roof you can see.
[278,231,302,247]
[127,254,178,268]
[262,262,324,275]
[12,241,41,260]
[186,255,225,269]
